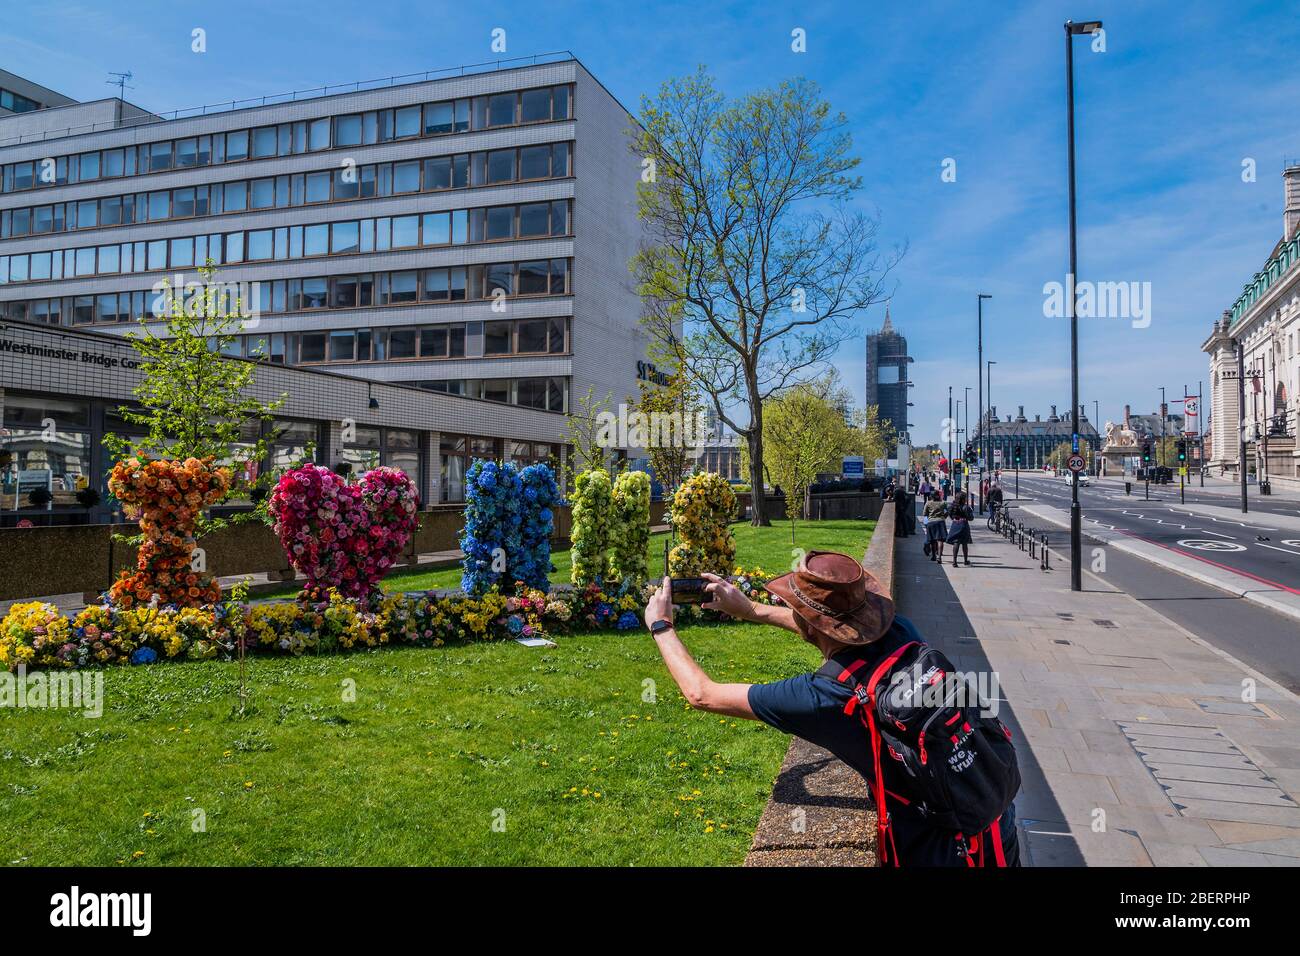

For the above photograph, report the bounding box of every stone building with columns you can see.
[969,404,1100,471]
[1202,164,1300,490]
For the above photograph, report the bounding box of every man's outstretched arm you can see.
[644,577,755,719]
[700,572,799,633]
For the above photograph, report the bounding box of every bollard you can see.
[1125,481,1131,495]
[1041,534,1050,570]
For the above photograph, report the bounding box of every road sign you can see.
[1067,454,1086,473]
[842,456,864,477]
[993,449,1002,463]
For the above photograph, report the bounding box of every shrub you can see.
[609,470,651,587]
[668,472,737,577]
[570,468,613,586]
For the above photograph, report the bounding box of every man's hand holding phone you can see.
[700,572,754,621]
[643,577,676,632]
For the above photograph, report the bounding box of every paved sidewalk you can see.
[896,519,1300,866]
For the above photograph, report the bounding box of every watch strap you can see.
[650,619,674,635]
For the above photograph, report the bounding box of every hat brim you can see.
[764,568,895,646]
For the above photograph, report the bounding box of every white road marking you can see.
[1255,542,1300,557]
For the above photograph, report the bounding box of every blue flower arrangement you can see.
[460,460,557,595]
[460,459,523,596]
[515,463,559,590]
[129,647,158,666]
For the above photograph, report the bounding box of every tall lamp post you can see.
[1065,17,1102,592]
[964,386,971,490]
[977,293,992,512]
[948,385,954,479]
[987,360,997,477]
[1159,386,1167,467]
[955,398,964,491]
[1093,399,1100,475]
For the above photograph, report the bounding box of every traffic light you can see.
[1142,441,1152,463]
[1014,445,1023,466]
[1177,440,1186,462]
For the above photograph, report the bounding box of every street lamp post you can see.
[948,385,954,482]
[987,360,997,479]
[1093,399,1100,475]
[1159,386,1167,468]
[1065,17,1102,592]
[1236,338,1248,512]
[977,293,992,513]
[955,398,963,491]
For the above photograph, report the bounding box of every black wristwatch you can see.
[649,619,674,635]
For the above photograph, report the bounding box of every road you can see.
[1006,472,1300,592]
[989,471,1300,692]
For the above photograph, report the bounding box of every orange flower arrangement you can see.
[107,457,231,609]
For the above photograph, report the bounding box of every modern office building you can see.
[0,69,77,117]
[0,54,653,516]
[864,308,911,449]
[970,404,1101,471]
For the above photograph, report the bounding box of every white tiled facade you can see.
[0,55,650,520]
[0,56,653,519]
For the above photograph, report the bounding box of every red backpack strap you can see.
[823,642,920,867]
[989,814,1007,867]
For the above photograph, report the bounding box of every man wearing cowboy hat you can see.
[642,549,1019,866]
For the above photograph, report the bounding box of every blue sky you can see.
[7,0,1300,447]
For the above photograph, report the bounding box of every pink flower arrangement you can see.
[269,464,420,600]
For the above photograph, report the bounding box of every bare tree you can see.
[631,68,901,525]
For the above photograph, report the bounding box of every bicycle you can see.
[987,500,1006,532]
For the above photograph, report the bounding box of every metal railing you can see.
[990,504,1051,571]
[0,51,577,147]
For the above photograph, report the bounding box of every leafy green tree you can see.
[750,379,863,545]
[104,265,284,482]
[631,68,900,527]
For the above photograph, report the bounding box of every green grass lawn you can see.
[372,517,876,593]
[2,518,871,866]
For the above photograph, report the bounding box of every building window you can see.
[1,395,94,511]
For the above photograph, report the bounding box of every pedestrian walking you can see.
[939,475,952,500]
[922,492,947,562]
[946,491,974,566]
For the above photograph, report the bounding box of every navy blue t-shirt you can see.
[747,615,1018,866]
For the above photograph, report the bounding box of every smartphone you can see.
[663,540,711,604]
[669,577,709,604]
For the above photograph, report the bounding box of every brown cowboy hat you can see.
[764,550,894,645]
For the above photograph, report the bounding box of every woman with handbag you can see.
[946,491,974,566]
[922,492,948,562]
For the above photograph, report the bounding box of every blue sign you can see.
[1071,433,1080,453]
[842,457,865,476]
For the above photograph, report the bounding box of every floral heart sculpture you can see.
[269,464,420,600]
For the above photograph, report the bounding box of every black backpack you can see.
[819,640,1020,866]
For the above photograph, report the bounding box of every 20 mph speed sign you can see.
[1067,454,1086,473]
